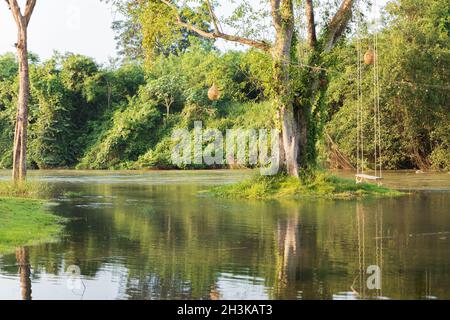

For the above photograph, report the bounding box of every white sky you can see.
[0,0,118,64]
[0,0,388,64]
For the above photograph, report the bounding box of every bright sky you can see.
[0,0,388,64]
[0,0,118,64]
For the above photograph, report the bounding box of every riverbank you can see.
[209,172,404,200]
[0,194,65,255]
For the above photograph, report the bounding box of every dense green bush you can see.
[324,0,449,170]
[77,96,162,169]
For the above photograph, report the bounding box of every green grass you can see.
[209,171,404,200]
[62,191,86,198]
[0,181,54,198]
[0,181,66,255]
[0,198,65,255]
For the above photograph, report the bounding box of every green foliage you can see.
[29,63,76,168]
[0,52,145,170]
[0,0,447,173]
[144,75,185,115]
[0,53,18,80]
[0,181,54,199]
[0,198,65,255]
[77,94,162,169]
[137,136,175,169]
[209,171,403,200]
[325,0,449,170]
[138,0,214,62]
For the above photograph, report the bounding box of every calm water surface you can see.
[0,170,449,300]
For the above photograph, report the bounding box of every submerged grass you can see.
[0,198,65,255]
[209,171,404,200]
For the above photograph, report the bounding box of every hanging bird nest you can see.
[364,48,375,65]
[208,83,220,101]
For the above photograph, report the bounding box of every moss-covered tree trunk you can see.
[271,0,300,177]
[294,0,355,170]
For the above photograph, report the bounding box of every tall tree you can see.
[130,0,356,177]
[4,0,37,183]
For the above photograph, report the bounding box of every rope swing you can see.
[355,0,383,185]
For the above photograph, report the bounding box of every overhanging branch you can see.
[160,0,271,52]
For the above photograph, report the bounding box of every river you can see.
[0,170,449,300]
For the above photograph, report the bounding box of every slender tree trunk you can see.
[12,30,29,183]
[7,0,36,184]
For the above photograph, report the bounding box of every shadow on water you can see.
[0,170,449,300]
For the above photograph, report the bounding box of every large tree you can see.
[123,0,356,177]
[4,0,37,183]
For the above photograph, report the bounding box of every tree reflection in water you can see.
[0,178,448,300]
[16,247,32,300]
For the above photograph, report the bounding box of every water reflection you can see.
[0,171,449,300]
[16,247,32,300]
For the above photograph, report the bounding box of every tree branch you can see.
[270,0,282,33]
[24,0,37,27]
[305,0,317,49]
[160,0,271,52]
[323,0,355,51]
[205,0,222,33]
[7,0,24,29]
[6,0,36,28]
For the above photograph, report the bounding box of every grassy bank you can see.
[0,198,65,255]
[0,182,65,255]
[209,172,404,200]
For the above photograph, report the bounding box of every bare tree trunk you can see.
[7,0,36,184]
[12,31,29,183]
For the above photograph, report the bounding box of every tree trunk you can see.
[296,105,309,167]
[273,61,300,177]
[271,0,299,177]
[12,26,29,183]
[8,0,36,184]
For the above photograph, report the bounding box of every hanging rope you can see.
[356,0,365,179]
[372,7,382,179]
[356,0,383,184]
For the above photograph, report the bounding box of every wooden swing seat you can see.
[355,174,383,181]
